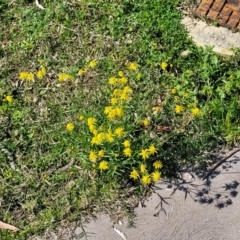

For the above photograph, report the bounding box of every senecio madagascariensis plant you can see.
[58,62,163,186]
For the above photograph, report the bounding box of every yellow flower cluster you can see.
[19,72,34,81]
[19,66,46,81]
[130,159,163,184]
[66,123,74,131]
[139,145,157,160]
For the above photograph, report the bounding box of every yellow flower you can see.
[115,107,123,117]
[153,160,163,169]
[108,77,117,85]
[91,136,100,145]
[112,89,122,97]
[152,171,161,182]
[130,169,139,180]
[123,140,131,148]
[26,73,34,81]
[148,145,157,155]
[128,62,138,71]
[87,118,97,126]
[105,132,114,142]
[89,60,97,68]
[104,106,113,114]
[140,149,150,160]
[175,105,184,114]
[161,62,168,71]
[89,151,97,162]
[142,118,150,127]
[118,71,124,77]
[115,127,124,137]
[171,88,176,94]
[36,67,46,79]
[117,77,128,85]
[98,150,104,157]
[5,95,13,103]
[140,164,147,173]
[120,92,130,101]
[123,86,132,94]
[19,71,28,80]
[88,124,96,133]
[78,68,88,75]
[99,160,108,171]
[141,174,151,185]
[58,73,73,81]
[66,123,74,131]
[153,106,161,112]
[192,107,200,116]
[111,98,118,105]
[79,115,84,121]
[123,147,132,157]
[96,132,105,143]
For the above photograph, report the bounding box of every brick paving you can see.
[195,0,240,30]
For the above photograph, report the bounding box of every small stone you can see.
[180,50,191,57]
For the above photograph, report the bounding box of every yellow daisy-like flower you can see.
[108,77,117,85]
[104,106,113,114]
[128,62,138,71]
[192,107,201,116]
[153,160,163,169]
[140,149,150,160]
[88,124,96,133]
[5,95,13,103]
[130,169,139,180]
[26,73,34,81]
[99,160,108,171]
[78,67,88,75]
[175,105,184,114]
[98,150,104,157]
[114,127,124,137]
[36,67,46,79]
[142,118,150,127]
[87,117,97,126]
[58,73,73,81]
[123,140,131,148]
[111,97,118,105]
[118,71,124,77]
[123,147,132,157]
[89,151,97,162]
[123,86,133,94]
[140,164,147,173]
[19,71,28,80]
[171,88,176,94]
[119,92,129,101]
[148,145,157,155]
[141,174,151,185]
[105,132,114,142]
[66,123,74,131]
[117,77,128,85]
[115,127,124,137]
[91,136,100,145]
[112,89,122,97]
[161,61,168,71]
[152,171,161,182]
[96,132,105,143]
[89,60,97,68]
[115,107,123,117]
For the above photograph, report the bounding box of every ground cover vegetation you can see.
[1,0,240,238]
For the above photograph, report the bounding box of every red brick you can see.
[211,0,226,12]
[218,4,233,25]
[195,0,214,16]
[227,11,240,28]
[207,9,219,20]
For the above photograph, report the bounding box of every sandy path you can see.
[78,151,240,240]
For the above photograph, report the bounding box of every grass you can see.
[1,0,240,239]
